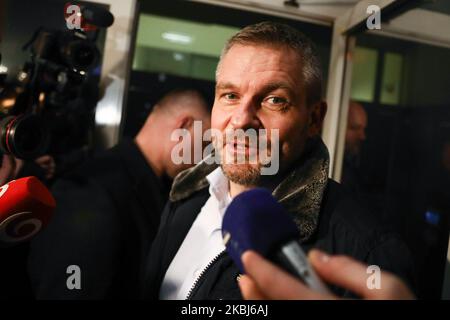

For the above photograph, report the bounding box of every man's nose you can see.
[230,98,261,130]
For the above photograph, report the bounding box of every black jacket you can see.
[28,139,169,299]
[142,180,416,299]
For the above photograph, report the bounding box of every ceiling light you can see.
[162,32,192,44]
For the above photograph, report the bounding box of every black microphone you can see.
[81,5,114,28]
[222,188,330,294]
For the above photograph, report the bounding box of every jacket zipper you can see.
[185,250,226,300]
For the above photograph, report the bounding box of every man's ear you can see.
[307,101,327,137]
[177,116,194,130]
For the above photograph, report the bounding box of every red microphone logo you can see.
[0,177,55,246]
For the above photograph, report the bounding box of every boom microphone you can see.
[81,5,115,28]
[222,188,330,294]
[0,176,55,246]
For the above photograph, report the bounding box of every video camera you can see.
[0,3,114,160]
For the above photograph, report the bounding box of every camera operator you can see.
[0,4,112,184]
[0,3,117,299]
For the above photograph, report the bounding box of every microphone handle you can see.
[273,240,332,295]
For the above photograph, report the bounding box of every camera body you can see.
[0,26,102,160]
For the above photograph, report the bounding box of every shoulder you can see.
[72,141,132,179]
[53,140,142,194]
[314,180,416,292]
[319,179,388,242]
[315,179,412,264]
[47,143,135,227]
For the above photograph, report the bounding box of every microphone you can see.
[81,5,115,28]
[222,188,330,294]
[0,176,55,246]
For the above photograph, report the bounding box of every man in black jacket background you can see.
[142,22,416,300]
[28,89,211,299]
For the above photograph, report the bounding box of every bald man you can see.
[345,101,368,157]
[342,101,368,193]
[28,89,211,299]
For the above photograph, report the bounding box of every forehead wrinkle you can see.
[217,45,304,97]
[222,44,300,72]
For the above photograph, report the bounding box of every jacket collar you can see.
[169,137,330,242]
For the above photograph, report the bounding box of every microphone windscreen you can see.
[81,5,114,28]
[0,176,55,246]
[222,188,299,273]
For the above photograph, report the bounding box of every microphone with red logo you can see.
[0,177,55,246]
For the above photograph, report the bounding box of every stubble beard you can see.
[221,162,262,186]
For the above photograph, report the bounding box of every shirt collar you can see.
[206,167,231,218]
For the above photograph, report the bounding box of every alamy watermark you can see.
[367,5,381,30]
[66,265,81,290]
[64,3,97,31]
[170,121,280,175]
[366,265,381,290]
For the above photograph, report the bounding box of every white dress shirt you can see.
[159,167,231,300]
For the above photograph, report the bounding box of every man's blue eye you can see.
[225,93,238,100]
[268,97,286,104]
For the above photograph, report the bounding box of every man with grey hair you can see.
[142,22,415,299]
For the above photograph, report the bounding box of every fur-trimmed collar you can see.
[169,138,330,242]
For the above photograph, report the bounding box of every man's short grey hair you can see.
[217,21,323,106]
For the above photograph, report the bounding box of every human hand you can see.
[238,249,415,300]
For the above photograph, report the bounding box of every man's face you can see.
[345,103,367,157]
[166,110,211,178]
[212,44,324,186]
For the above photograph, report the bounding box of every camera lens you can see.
[62,40,99,71]
[0,115,49,160]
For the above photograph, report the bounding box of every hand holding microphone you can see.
[239,250,415,300]
[222,188,331,295]
[0,176,55,246]
[222,188,415,300]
